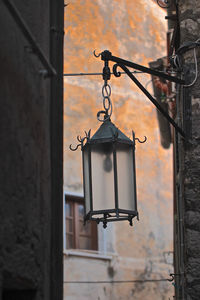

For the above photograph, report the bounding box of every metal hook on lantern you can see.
[135,136,147,144]
[132,131,147,144]
[69,139,82,151]
[69,130,91,151]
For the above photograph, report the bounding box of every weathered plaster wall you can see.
[64,1,174,299]
[0,1,63,300]
[177,1,200,299]
[64,251,173,300]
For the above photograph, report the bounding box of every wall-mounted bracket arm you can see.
[101,50,184,84]
[100,50,185,138]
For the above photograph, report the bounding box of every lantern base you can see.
[85,209,139,228]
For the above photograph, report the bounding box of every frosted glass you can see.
[116,144,136,211]
[83,148,91,215]
[91,143,115,211]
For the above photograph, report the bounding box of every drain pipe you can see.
[166,2,185,299]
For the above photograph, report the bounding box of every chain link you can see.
[97,83,113,122]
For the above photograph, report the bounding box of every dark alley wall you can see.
[174,1,200,299]
[0,1,63,299]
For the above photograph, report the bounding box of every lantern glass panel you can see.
[116,144,136,211]
[83,147,91,215]
[91,143,115,211]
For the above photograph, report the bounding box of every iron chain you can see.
[97,83,112,122]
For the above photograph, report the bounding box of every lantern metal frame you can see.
[87,120,147,227]
[70,119,146,228]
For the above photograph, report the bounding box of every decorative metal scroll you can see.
[69,130,91,151]
[113,63,122,77]
[135,136,147,144]
[93,49,102,58]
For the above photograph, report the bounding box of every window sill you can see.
[63,249,114,261]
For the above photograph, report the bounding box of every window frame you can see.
[64,192,98,251]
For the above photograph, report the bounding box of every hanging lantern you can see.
[70,114,146,228]
[82,118,140,228]
[70,60,146,228]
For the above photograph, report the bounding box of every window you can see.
[64,194,98,251]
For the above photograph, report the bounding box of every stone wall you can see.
[0,1,63,299]
[176,1,200,299]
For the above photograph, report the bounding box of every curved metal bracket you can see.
[113,63,122,77]
[97,50,185,138]
[115,62,185,138]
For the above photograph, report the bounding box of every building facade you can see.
[63,1,174,299]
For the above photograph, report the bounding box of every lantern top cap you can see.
[89,119,134,145]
